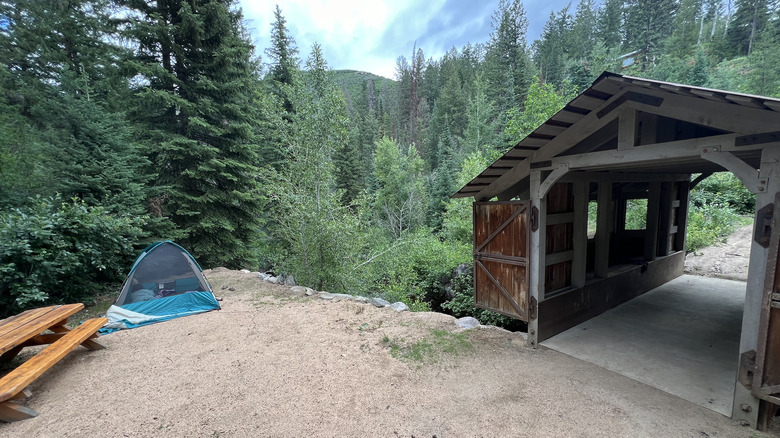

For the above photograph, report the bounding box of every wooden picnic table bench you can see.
[0,304,107,422]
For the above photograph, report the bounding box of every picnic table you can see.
[0,304,107,422]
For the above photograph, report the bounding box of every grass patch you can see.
[71,293,115,327]
[382,329,473,364]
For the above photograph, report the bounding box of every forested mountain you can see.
[0,0,776,318]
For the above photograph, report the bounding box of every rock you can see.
[319,293,336,300]
[354,296,369,303]
[370,298,390,308]
[265,276,278,284]
[221,285,228,290]
[455,316,480,330]
[290,286,307,294]
[305,288,315,296]
[228,287,236,292]
[285,275,297,286]
[332,293,354,300]
[388,302,409,312]
[240,269,250,273]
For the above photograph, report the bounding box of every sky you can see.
[238,0,568,80]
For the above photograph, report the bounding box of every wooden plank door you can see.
[473,201,530,321]
[754,193,780,404]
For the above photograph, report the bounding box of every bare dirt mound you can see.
[1,268,773,437]
[685,224,753,281]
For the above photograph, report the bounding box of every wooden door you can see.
[473,201,530,321]
[754,193,780,404]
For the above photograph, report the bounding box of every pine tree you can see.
[0,0,149,214]
[571,0,598,60]
[428,127,456,230]
[596,0,624,49]
[484,0,533,115]
[726,0,770,56]
[265,4,299,114]
[122,0,264,268]
[623,0,678,69]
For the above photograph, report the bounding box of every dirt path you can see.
[685,224,753,281]
[1,265,775,437]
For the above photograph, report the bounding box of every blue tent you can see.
[103,241,220,332]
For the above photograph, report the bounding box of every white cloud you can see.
[238,0,566,79]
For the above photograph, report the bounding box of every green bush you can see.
[358,230,470,312]
[0,197,146,317]
[691,172,755,214]
[686,202,750,253]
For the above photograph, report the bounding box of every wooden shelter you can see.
[454,72,780,428]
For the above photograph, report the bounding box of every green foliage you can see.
[686,203,750,252]
[505,77,577,144]
[358,230,470,312]
[124,0,265,268]
[372,137,428,238]
[625,199,648,230]
[690,172,755,214]
[442,150,491,245]
[686,172,754,251]
[0,197,145,318]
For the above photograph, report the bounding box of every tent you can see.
[103,241,220,332]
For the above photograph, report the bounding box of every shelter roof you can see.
[454,72,780,200]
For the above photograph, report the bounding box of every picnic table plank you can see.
[0,317,107,405]
[0,304,84,356]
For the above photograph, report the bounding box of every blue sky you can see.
[238,0,569,79]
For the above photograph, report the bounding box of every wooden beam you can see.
[700,149,762,193]
[536,164,569,199]
[533,133,748,173]
[572,181,589,288]
[644,182,661,261]
[618,108,637,150]
[475,90,628,200]
[624,89,780,135]
[656,182,674,257]
[527,171,546,348]
[595,182,612,278]
[674,181,690,252]
[558,172,690,183]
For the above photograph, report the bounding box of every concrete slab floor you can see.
[541,275,745,416]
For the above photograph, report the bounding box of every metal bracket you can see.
[755,203,775,248]
[738,350,757,390]
[529,296,538,321]
[530,206,539,232]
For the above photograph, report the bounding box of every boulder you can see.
[388,302,409,312]
[285,275,297,286]
[319,292,336,300]
[290,286,307,294]
[370,298,390,308]
[240,269,251,273]
[455,316,480,330]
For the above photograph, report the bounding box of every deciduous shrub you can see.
[0,197,145,317]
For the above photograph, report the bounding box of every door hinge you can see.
[531,206,539,232]
[738,350,757,390]
[755,203,774,248]
[529,296,538,321]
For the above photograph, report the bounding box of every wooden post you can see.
[572,181,588,288]
[733,148,780,427]
[618,109,637,151]
[528,171,547,348]
[595,182,612,278]
[656,182,673,257]
[674,181,690,252]
[644,182,661,261]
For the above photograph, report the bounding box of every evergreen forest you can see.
[0,0,774,320]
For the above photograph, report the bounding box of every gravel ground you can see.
[2,261,777,437]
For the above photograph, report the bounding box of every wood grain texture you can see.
[0,317,107,404]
